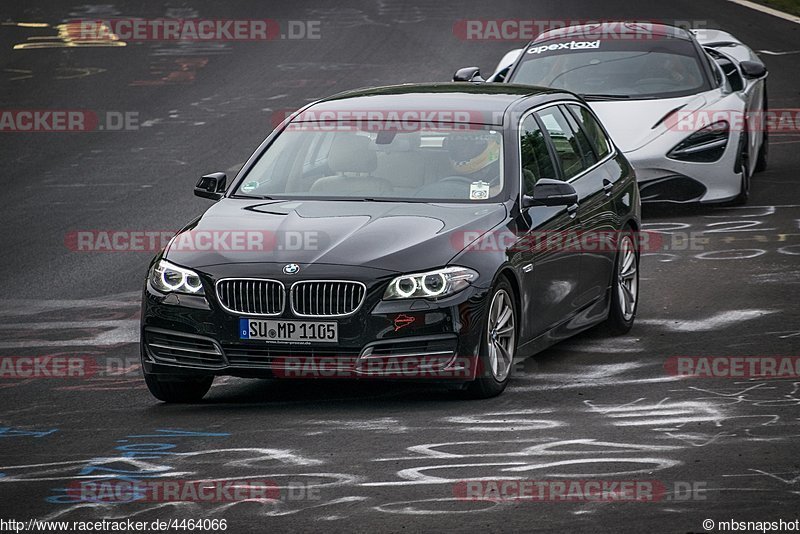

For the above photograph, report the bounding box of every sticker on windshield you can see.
[469,181,490,200]
[528,40,601,55]
[241,181,258,193]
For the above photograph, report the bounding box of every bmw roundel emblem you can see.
[283,263,300,275]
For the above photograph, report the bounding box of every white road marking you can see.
[511,375,688,393]
[586,399,723,427]
[442,410,563,432]
[374,497,501,515]
[556,338,644,353]
[262,496,370,517]
[726,0,800,23]
[759,50,800,55]
[0,320,139,348]
[637,309,777,332]
[724,469,800,484]
[375,439,682,462]
[0,294,140,316]
[500,457,680,475]
[0,295,141,348]
[306,418,409,433]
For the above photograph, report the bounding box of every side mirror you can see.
[490,48,523,76]
[486,65,510,83]
[194,172,227,201]
[523,178,578,208]
[740,60,767,79]
[452,67,484,83]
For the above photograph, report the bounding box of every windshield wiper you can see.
[580,93,632,101]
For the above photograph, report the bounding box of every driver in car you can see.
[445,132,502,196]
[660,54,701,86]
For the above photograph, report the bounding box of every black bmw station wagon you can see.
[141,83,640,402]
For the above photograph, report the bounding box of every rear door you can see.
[563,103,619,307]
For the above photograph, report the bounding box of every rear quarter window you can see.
[566,104,612,160]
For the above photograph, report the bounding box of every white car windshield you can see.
[510,38,712,99]
[234,124,505,202]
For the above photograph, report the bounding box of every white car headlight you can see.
[667,120,730,162]
[383,266,478,300]
[150,260,205,295]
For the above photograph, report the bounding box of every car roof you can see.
[536,22,694,42]
[299,83,574,126]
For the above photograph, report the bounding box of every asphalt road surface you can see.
[1,1,799,532]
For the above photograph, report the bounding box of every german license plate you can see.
[239,319,338,343]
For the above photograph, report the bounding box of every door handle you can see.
[566,203,578,219]
[602,179,614,196]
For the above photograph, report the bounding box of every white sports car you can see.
[454,22,769,204]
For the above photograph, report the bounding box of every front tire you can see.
[144,372,213,403]
[602,232,639,335]
[732,131,751,206]
[755,129,768,174]
[755,84,769,173]
[464,277,516,399]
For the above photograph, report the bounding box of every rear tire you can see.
[144,372,213,403]
[602,231,639,335]
[463,277,516,399]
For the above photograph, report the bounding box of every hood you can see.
[589,93,711,153]
[165,199,507,273]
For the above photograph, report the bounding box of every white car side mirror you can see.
[492,49,523,77]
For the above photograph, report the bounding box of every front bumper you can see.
[625,137,742,204]
[141,264,489,382]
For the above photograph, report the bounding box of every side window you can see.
[566,104,612,160]
[705,52,724,86]
[561,105,598,169]
[520,115,557,194]
[536,106,587,180]
[706,49,744,91]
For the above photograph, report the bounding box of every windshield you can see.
[234,124,505,202]
[510,38,711,99]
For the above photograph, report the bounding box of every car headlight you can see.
[383,266,478,300]
[667,120,729,162]
[149,259,205,295]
